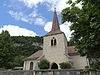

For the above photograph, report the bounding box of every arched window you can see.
[51,39,53,46]
[51,37,57,46]
[30,62,33,70]
[54,39,56,45]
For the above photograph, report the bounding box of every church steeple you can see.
[45,8,63,36]
[51,8,60,31]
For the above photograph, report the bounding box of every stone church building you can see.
[23,9,89,70]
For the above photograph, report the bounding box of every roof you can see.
[45,30,63,36]
[51,8,60,31]
[45,8,62,36]
[68,46,79,56]
[24,46,79,61]
[24,50,43,61]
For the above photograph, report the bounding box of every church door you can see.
[51,63,58,69]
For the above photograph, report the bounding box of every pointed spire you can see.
[51,8,60,31]
[44,8,63,36]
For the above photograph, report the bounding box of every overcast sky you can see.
[0,0,81,41]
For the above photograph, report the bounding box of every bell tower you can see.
[43,8,69,68]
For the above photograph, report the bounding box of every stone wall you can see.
[0,69,100,75]
[35,69,100,75]
[0,71,34,75]
[44,33,69,67]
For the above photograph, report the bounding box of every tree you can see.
[91,60,100,70]
[14,56,26,67]
[59,62,71,69]
[11,36,43,56]
[0,30,16,69]
[61,0,100,67]
[11,36,43,67]
[38,59,50,69]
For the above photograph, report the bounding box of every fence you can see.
[0,69,100,75]
[34,69,100,75]
[0,71,33,75]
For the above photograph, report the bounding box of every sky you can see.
[0,0,81,41]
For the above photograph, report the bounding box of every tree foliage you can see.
[12,36,43,44]
[0,30,16,69]
[10,36,43,68]
[11,36,43,56]
[12,36,43,67]
[59,62,72,69]
[61,0,100,66]
[38,59,50,69]
[91,60,100,70]
[0,31,43,69]
[14,56,26,67]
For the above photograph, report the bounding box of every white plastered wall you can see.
[23,60,39,70]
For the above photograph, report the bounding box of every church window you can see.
[51,37,57,46]
[51,39,53,46]
[54,39,56,45]
[30,62,33,70]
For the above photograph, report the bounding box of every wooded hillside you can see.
[0,30,43,69]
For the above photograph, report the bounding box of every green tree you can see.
[61,0,100,67]
[0,30,16,69]
[59,62,71,69]
[38,59,50,69]
[91,60,100,70]
[11,36,43,67]
[14,56,26,67]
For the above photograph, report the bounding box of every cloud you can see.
[44,21,73,41]
[34,18,46,26]
[17,0,81,12]
[18,0,69,12]
[8,10,23,20]
[8,10,29,23]
[55,0,70,12]
[29,11,38,17]
[8,0,82,26]
[8,10,46,26]
[46,0,82,12]
[44,0,71,12]
[18,0,44,8]
[0,25,37,36]
[44,22,52,32]
[60,22,73,41]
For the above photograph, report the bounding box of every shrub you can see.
[38,59,50,69]
[59,62,71,69]
[91,61,100,70]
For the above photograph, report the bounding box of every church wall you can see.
[23,60,39,70]
[63,34,69,55]
[43,33,69,66]
[71,55,88,69]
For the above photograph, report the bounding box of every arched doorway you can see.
[30,62,33,70]
[51,63,58,69]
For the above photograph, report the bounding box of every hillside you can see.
[11,36,43,67]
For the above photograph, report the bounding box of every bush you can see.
[91,61,100,70]
[38,59,50,69]
[59,62,71,69]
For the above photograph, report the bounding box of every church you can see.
[23,9,89,70]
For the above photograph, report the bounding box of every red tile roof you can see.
[68,46,79,55]
[24,50,43,60]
